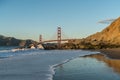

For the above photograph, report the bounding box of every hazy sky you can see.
[0,0,120,41]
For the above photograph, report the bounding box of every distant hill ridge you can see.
[0,35,37,47]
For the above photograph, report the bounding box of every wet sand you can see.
[100,48,120,59]
[82,53,120,74]
[54,53,120,80]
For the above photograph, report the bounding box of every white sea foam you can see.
[47,58,77,80]
[46,73,55,80]
[45,51,101,80]
[0,50,11,53]
[11,48,26,52]
[47,65,56,80]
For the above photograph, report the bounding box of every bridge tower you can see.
[39,35,42,43]
[57,27,61,48]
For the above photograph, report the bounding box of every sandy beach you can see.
[100,48,120,59]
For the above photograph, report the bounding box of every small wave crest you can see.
[46,65,56,80]
[0,48,42,58]
[48,57,76,80]
[46,50,100,80]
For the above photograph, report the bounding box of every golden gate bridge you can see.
[39,27,78,48]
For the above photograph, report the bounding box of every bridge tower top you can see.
[39,35,42,43]
[57,27,61,48]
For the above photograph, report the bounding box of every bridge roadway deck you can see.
[43,39,77,43]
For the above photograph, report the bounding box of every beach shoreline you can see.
[54,51,120,80]
[99,48,120,59]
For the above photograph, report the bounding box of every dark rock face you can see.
[6,37,21,46]
[0,35,20,46]
[0,35,38,47]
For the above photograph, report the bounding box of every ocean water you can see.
[0,47,120,80]
[53,54,120,80]
[0,47,98,80]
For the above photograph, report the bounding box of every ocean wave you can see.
[0,50,11,53]
[48,57,77,80]
[0,48,42,58]
[46,65,56,80]
[46,51,100,80]
[0,49,101,80]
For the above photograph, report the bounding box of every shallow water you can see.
[0,48,98,80]
[1,47,120,80]
[53,54,120,80]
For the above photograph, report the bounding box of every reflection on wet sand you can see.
[83,54,120,74]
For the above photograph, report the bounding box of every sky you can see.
[0,0,120,41]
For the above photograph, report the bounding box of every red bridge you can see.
[43,39,77,43]
[39,27,78,48]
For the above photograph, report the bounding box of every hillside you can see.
[0,35,38,47]
[78,17,120,49]
[86,17,120,44]
[48,17,120,49]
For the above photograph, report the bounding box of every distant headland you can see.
[0,35,38,48]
